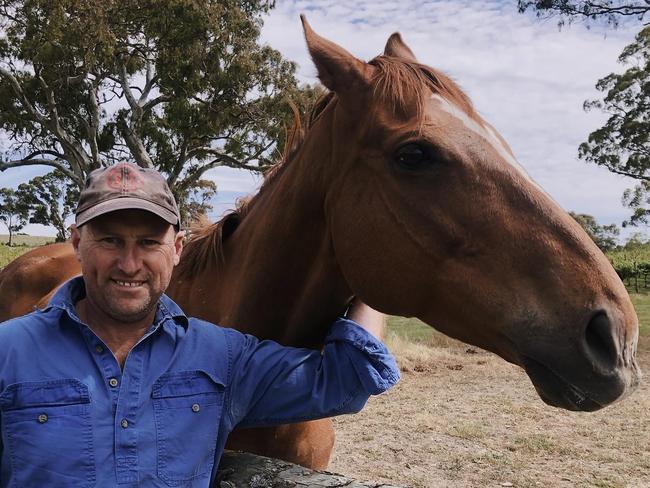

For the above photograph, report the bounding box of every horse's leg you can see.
[225,419,335,470]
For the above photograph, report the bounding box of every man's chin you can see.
[106,298,156,324]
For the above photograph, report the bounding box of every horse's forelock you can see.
[369,55,477,121]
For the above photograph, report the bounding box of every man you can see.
[0,162,399,487]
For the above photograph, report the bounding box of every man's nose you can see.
[117,245,142,274]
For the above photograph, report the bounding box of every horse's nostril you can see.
[585,313,619,371]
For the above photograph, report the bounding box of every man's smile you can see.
[112,279,147,288]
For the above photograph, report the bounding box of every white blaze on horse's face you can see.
[429,93,541,191]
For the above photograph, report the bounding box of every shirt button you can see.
[37,413,48,424]
[191,403,200,413]
[109,377,119,388]
[120,419,129,429]
[95,345,104,353]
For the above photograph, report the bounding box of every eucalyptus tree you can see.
[0,187,29,245]
[0,0,313,215]
[578,27,650,225]
[15,170,78,241]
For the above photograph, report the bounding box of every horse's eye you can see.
[394,143,430,170]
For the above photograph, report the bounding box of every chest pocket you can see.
[0,379,95,488]
[152,370,225,486]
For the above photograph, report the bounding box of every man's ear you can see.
[173,230,185,266]
[71,224,82,262]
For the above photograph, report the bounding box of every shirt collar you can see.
[46,276,189,329]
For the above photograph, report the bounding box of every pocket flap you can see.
[152,370,225,399]
[0,379,90,410]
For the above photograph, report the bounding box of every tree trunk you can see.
[215,451,404,488]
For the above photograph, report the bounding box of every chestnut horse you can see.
[0,17,641,471]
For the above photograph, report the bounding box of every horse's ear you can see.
[384,33,418,62]
[301,15,373,94]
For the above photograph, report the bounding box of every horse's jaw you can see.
[521,354,641,412]
[416,307,641,412]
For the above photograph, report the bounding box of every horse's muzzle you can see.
[520,310,641,411]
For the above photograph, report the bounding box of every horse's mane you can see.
[176,55,475,278]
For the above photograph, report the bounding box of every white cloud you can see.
[203,166,263,194]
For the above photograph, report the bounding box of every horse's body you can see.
[0,18,641,470]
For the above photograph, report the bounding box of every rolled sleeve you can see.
[227,318,400,429]
[325,318,400,395]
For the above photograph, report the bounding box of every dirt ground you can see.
[329,336,650,488]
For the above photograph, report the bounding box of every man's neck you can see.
[75,298,155,368]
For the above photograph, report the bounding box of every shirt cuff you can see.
[325,318,401,395]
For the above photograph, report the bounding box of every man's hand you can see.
[346,299,385,339]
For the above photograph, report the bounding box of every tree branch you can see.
[0,157,83,186]
[0,67,48,124]
[138,58,158,106]
[37,74,61,131]
[118,59,140,112]
[86,79,102,169]
[605,166,650,181]
[116,59,154,168]
[175,152,262,194]
[0,66,91,179]
[142,94,170,113]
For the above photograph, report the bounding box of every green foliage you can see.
[180,178,217,226]
[517,1,650,27]
[16,170,79,241]
[574,26,650,226]
[0,187,30,245]
[607,235,650,292]
[568,211,620,251]
[0,0,316,220]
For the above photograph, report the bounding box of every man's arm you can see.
[346,300,385,339]
[225,304,399,429]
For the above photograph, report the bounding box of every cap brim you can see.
[76,197,179,227]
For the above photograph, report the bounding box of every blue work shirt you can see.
[0,277,399,487]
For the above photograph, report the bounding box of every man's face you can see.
[71,209,184,324]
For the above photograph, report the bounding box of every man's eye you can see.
[141,239,160,247]
[100,237,119,245]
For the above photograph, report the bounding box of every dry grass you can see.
[0,234,53,246]
[0,236,54,269]
[331,342,650,488]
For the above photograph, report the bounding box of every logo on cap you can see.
[105,164,145,193]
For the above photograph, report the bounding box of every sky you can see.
[0,0,644,237]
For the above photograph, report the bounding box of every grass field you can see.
[0,234,54,246]
[0,236,54,268]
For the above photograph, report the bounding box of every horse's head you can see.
[300,16,640,411]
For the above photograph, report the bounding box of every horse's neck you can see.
[172,148,352,348]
